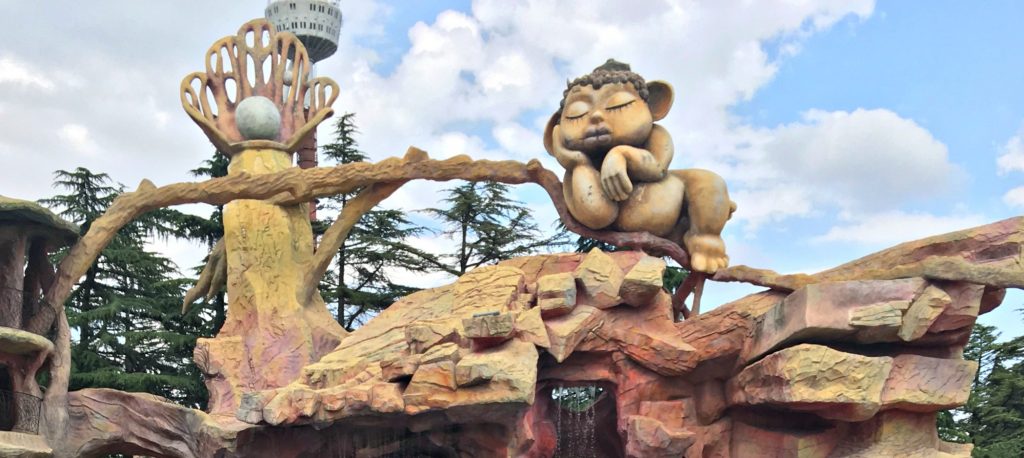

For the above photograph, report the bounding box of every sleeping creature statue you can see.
[543,59,736,273]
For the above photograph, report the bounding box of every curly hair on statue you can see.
[556,59,650,121]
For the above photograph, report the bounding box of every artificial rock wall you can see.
[58,217,1022,457]
[230,218,1020,457]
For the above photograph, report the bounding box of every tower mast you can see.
[265,0,342,220]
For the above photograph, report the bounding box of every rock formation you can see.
[122,217,1010,458]
[16,17,1021,458]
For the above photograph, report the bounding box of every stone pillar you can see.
[296,130,318,221]
[194,148,345,416]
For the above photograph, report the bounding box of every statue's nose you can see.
[590,110,604,123]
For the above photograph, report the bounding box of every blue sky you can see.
[729,0,1024,337]
[335,0,1024,337]
[328,0,1024,336]
[1,1,1021,338]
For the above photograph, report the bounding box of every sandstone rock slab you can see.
[729,420,841,458]
[930,282,984,332]
[535,272,576,307]
[380,353,420,382]
[625,415,694,458]
[714,216,1024,291]
[881,354,977,412]
[830,410,969,457]
[620,256,665,306]
[728,344,892,421]
[573,248,624,309]
[462,312,515,349]
[405,320,458,355]
[742,278,925,363]
[514,307,550,349]
[544,305,602,362]
[899,284,951,341]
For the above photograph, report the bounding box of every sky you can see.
[1,1,1021,338]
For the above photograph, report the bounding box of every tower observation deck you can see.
[265,0,342,63]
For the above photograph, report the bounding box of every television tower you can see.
[265,0,342,219]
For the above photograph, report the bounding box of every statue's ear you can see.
[543,112,560,155]
[646,81,674,121]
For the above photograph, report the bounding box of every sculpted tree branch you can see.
[182,238,226,314]
[298,146,429,304]
[39,150,704,449]
[49,155,700,324]
[41,19,709,457]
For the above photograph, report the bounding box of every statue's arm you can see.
[616,124,673,182]
[600,125,673,201]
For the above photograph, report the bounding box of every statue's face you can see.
[559,82,654,154]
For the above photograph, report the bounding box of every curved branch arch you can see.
[39,151,701,446]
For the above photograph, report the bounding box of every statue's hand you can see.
[601,149,633,201]
[551,124,589,169]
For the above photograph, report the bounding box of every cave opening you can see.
[547,384,623,458]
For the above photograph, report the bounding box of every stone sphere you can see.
[235,96,281,141]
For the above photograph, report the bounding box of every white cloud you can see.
[424,131,501,160]
[729,185,814,231]
[813,210,985,245]
[0,56,55,91]
[773,108,958,203]
[997,126,1024,175]
[478,53,532,92]
[58,124,99,156]
[730,108,962,229]
[1004,186,1024,208]
[991,124,1023,212]
[493,122,542,160]
[313,0,878,236]
[326,0,880,160]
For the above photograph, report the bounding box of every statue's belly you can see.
[613,176,685,237]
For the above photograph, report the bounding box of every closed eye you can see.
[606,100,634,112]
[564,101,591,120]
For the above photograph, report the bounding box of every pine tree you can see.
[424,181,562,276]
[171,150,229,334]
[43,167,212,408]
[317,113,439,330]
[939,320,1024,456]
[939,323,999,443]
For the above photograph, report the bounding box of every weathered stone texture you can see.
[620,256,665,306]
[625,415,694,458]
[881,355,977,412]
[58,217,1018,457]
[573,248,624,308]
[544,304,602,362]
[728,344,893,421]
[463,312,515,349]
[743,278,925,362]
[899,284,952,341]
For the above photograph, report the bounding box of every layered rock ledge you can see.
[61,217,1022,457]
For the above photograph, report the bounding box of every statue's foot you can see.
[684,233,729,274]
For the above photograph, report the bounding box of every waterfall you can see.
[585,386,597,455]
[555,384,563,456]
[551,385,601,457]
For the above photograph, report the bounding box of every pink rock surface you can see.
[62,218,1019,457]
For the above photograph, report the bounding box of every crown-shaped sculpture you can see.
[180,19,338,155]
